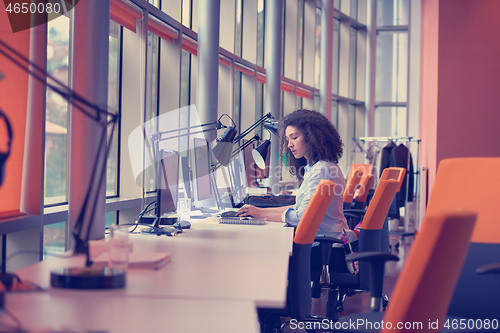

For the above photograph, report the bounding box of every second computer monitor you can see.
[227,150,248,207]
[192,137,213,202]
[156,149,179,218]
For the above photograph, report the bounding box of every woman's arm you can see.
[236,204,293,222]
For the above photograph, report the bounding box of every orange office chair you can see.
[379,167,406,191]
[317,178,401,320]
[332,212,477,333]
[352,173,375,210]
[344,167,405,219]
[424,158,500,320]
[258,179,338,333]
[344,167,406,250]
[343,169,364,209]
[343,164,373,208]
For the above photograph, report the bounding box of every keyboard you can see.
[219,217,266,225]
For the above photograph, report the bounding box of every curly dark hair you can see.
[280,109,343,180]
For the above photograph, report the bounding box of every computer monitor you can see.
[226,150,248,207]
[142,149,180,235]
[242,140,259,187]
[180,155,192,199]
[156,149,179,218]
[192,137,212,201]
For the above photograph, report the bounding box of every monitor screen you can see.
[180,155,192,199]
[156,149,179,217]
[192,137,212,201]
[227,150,248,206]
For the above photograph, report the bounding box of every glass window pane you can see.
[350,0,358,20]
[297,0,305,83]
[257,0,265,67]
[235,0,243,57]
[314,7,321,89]
[180,50,191,108]
[332,19,340,94]
[182,0,192,28]
[44,221,67,258]
[45,16,70,205]
[348,27,357,99]
[374,106,407,137]
[375,31,408,102]
[331,100,339,126]
[107,21,120,197]
[106,211,116,229]
[234,71,242,126]
[377,0,410,26]
[143,32,160,192]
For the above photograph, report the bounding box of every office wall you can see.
[0,5,30,214]
[420,0,500,190]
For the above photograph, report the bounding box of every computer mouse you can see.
[178,220,191,229]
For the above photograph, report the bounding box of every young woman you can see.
[237,109,348,240]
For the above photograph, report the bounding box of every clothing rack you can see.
[356,136,417,143]
[352,136,422,237]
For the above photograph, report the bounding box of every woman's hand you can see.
[236,205,263,218]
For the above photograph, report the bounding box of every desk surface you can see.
[16,217,294,310]
[3,290,259,333]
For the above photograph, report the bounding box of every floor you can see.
[282,232,415,332]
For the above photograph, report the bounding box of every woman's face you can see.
[285,125,308,161]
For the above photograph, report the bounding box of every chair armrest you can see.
[346,251,399,263]
[314,236,344,266]
[314,235,343,245]
[343,212,362,221]
[476,262,500,275]
[344,211,363,229]
[346,251,399,302]
[343,209,367,217]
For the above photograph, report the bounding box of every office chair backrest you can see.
[360,179,400,231]
[380,167,406,192]
[425,158,500,244]
[349,163,373,178]
[356,179,400,290]
[353,173,375,205]
[381,212,477,333]
[424,157,500,319]
[290,179,337,319]
[294,179,337,245]
[343,169,364,204]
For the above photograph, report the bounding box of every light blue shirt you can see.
[282,160,348,239]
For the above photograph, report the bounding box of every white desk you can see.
[3,290,259,333]
[16,218,293,308]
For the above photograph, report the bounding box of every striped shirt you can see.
[282,160,348,239]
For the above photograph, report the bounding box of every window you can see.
[107,21,121,197]
[374,0,410,137]
[44,15,70,206]
[375,31,408,102]
[257,0,265,68]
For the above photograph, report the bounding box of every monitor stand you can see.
[140,216,182,236]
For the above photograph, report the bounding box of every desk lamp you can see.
[0,39,122,289]
[252,120,279,169]
[212,113,274,169]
